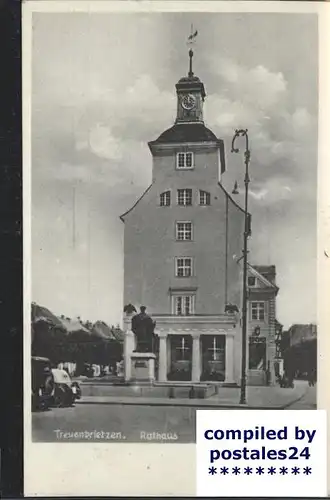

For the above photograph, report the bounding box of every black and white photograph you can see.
[27,5,319,450]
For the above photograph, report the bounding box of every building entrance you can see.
[201,335,225,381]
[168,335,192,381]
[249,336,266,370]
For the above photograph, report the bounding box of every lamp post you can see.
[231,129,251,405]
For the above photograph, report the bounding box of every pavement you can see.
[75,379,310,409]
[286,383,317,409]
[31,384,316,443]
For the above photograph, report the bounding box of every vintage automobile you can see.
[31,356,55,411]
[51,368,82,407]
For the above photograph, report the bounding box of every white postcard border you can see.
[23,1,330,496]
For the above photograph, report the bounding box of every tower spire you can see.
[187,24,198,78]
[189,48,194,78]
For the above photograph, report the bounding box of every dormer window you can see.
[160,191,171,207]
[199,190,211,206]
[177,152,194,169]
[248,276,257,287]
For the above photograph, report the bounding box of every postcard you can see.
[23,1,330,496]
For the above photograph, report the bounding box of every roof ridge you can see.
[149,122,220,146]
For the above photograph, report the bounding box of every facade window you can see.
[248,276,256,287]
[175,336,191,359]
[208,336,223,361]
[174,295,194,315]
[177,152,194,169]
[199,190,211,206]
[175,257,193,277]
[176,221,192,241]
[251,302,265,321]
[177,188,192,206]
[160,191,171,206]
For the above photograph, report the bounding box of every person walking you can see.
[308,367,316,387]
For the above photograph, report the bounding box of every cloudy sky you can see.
[31,11,318,329]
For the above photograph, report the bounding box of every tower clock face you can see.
[181,94,196,110]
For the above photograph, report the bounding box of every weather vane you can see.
[187,24,198,45]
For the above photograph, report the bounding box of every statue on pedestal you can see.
[124,303,137,315]
[131,306,156,353]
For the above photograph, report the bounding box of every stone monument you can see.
[123,305,156,384]
[131,306,156,353]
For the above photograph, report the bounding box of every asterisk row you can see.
[208,466,312,476]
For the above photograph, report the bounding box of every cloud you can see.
[88,125,124,161]
[214,58,287,110]
[33,50,316,214]
[32,52,317,252]
[201,57,316,211]
[249,179,292,204]
[32,72,176,205]
[31,24,317,328]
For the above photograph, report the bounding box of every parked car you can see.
[31,356,55,411]
[51,368,81,407]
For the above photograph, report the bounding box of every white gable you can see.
[247,274,268,289]
[247,265,277,289]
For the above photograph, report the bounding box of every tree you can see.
[31,302,124,371]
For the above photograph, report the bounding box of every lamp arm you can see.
[231,129,250,158]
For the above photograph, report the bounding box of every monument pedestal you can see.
[129,352,156,384]
[123,329,136,382]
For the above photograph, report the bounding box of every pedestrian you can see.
[308,368,316,387]
[307,371,312,387]
[313,367,317,385]
[288,372,294,388]
[284,368,294,388]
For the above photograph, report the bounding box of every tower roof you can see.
[177,75,202,84]
[149,122,220,146]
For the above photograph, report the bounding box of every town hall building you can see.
[121,49,280,386]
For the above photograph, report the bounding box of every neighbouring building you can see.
[282,324,317,378]
[247,265,280,385]
[121,48,279,386]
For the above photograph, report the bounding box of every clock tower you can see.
[121,40,279,389]
[121,43,247,387]
[175,48,206,124]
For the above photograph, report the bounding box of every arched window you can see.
[199,190,211,206]
[160,191,171,206]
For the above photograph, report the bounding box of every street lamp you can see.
[231,129,251,405]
